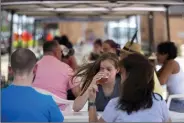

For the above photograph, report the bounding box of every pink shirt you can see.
[33,55,79,99]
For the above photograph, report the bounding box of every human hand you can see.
[91,72,109,85]
[88,84,98,102]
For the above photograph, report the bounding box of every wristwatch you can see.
[88,101,96,107]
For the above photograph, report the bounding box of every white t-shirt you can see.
[101,94,169,122]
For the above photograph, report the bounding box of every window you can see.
[106,16,140,47]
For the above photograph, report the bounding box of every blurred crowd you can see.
[1,33,184,122]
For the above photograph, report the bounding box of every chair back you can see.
[34,87,73,111]
[167,94,184,122]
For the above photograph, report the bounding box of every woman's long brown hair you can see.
[73,53,119,95]
[118,53,155,114]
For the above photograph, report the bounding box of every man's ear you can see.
[8,66,14,74]
[52,50,57,57]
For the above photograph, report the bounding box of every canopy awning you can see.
[2,0,184,21]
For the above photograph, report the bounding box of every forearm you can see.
[89,106,98,122]
[71,56,78,70]
[73,90,89,112]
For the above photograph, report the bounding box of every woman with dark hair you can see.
[54,35,78,70]
[73,53,121,112]
[157,42,184,112]
[93,39,103,55]
[88,39,103,62]
[88,53,170,122]
[103,39,120,56]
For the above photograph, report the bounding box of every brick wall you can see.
[59,22,83,44]
[58,15,184,46]
[153,12,167,43]
[170,16,184,45]
[140,12,184,46]
[140,12,167,45]
[59,21,105,44]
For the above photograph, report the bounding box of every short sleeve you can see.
[48,97,64,122]
[101,98,118,122]
[67,66,80,90]
[161,100,170,122]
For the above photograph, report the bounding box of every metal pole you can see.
[18,15,21,42]
[127,16,130,41]
[135,15,139,43]
[43,24,47,42]
[148,11,154,55]
[8,10,15,62]
[21,15,23,34]
[165,5,171,41]
[118,20,121,44]
[33,20,37,47]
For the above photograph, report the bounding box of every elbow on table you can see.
[72,103,82,112]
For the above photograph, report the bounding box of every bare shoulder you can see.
[165,60,177,68]
[166,60,180,73]
[166,59,175,65]
[160,60,175,73]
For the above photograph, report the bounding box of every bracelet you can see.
[88,101,96,107]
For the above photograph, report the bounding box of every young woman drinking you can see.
[73,53,120,112]
[88,53,170,122]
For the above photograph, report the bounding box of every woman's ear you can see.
[116,68,120,74]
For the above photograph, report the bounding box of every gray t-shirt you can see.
[95,76,120,111]
[101,94,170,122]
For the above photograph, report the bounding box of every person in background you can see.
[88,54,170,122]
[157,42,184,112]
[88,39,103,62]
[148,53,157,68]
[102,39,120,56]
[73,53,121,112]
[93,39,103,55]
[1,48,63,122]
[33,41,80,110]
[54,35,78,70]
[54,36,78,100]
[120,41,164,97]
[75,29,95,65]
[88,52,101,62]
